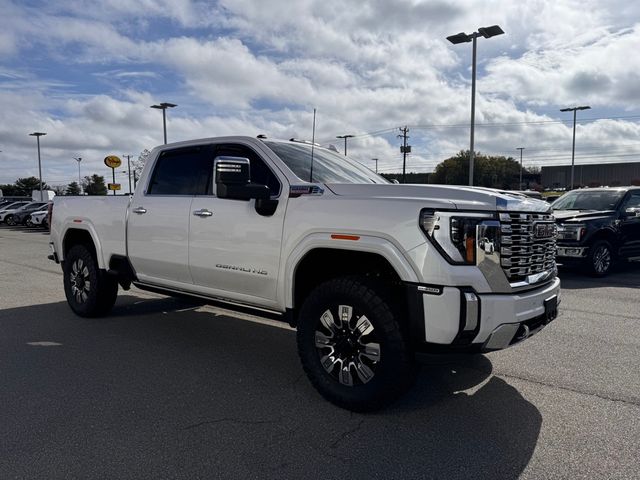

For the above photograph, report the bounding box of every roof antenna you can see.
[309,108,316,183]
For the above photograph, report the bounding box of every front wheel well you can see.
[588,229,619,254]
[292,248,405,325]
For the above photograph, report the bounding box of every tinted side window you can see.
[147,146,211,195]
[214,144,280,196]
[623,192,640,210]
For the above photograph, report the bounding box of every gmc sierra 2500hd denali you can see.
[49,136,560,411]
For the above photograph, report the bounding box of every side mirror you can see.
[214,156,270,201]
[625,207,640,217]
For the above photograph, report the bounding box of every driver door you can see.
[188,142,287,307]
[618,191,640,258]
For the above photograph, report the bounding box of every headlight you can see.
[420,209,494,265]
[557,223,586,241]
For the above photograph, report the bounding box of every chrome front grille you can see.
[498,212,557,282]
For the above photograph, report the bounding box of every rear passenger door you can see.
[127,145,212,286]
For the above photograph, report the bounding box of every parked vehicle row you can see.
[0,201,50,229]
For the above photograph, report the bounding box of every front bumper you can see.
[409,277,560,353]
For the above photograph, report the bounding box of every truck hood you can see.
[325,183,551,212]
[553,210,615,222]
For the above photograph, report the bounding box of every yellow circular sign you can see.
[104,155,122,169]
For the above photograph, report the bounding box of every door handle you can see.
[193,209,213,217]
[132,207,147,214]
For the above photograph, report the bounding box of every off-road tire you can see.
[297,276,416,411]
[63,244,118,317]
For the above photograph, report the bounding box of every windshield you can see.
[264,141,389,184]
[552,190,624,211]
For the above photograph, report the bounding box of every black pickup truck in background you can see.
[552,187,640,276]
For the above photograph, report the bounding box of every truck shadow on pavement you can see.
[0,295,541,479]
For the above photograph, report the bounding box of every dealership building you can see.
[541,162,640,189]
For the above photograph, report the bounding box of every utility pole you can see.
[122,154,133,194]
[516,147,524,189]
[398,126,410,183]
[372,158,378,173]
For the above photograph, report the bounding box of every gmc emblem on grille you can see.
[533,222,555,239]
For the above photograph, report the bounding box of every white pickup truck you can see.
[49,136,560,410]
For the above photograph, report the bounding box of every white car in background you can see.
[28,209,49,228]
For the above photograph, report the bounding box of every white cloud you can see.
[0,0,639,185]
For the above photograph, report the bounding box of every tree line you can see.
[0,174,108,196]
[380,151,540,188]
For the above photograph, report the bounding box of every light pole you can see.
[29,132,46,201]
[516,147,524,189]
[122,154,133,193]
[372,158,378,173]
[336,134,354,156]
[560,105,591,189]
[447,25,504,186]
[73,157,82,194]
[150,102,177,144]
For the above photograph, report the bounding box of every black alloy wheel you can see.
[297,276,415,411]
[63,244,118,317]
[587,240,614,276]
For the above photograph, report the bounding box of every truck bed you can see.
[51,195,131,268]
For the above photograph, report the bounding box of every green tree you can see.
[83,174,107,195]
[66,181,81,195]
[430,151,520,189]
[14,177,49,196]
[0,184,20,196]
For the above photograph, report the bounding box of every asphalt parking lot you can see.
[1,227,639,479]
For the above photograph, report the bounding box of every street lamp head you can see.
[478,25,504,38]
[29,132,47,137]
[151,102,177,109]
[74,157,82,162]
[336,134,355,139]
[447,32,472,44]
[560,105,591,112]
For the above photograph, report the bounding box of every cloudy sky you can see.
[1,0,639,189]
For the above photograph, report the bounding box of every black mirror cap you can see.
[215,156,251,185]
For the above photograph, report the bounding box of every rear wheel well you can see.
[292,248,405,325]
[63,229,97,264]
